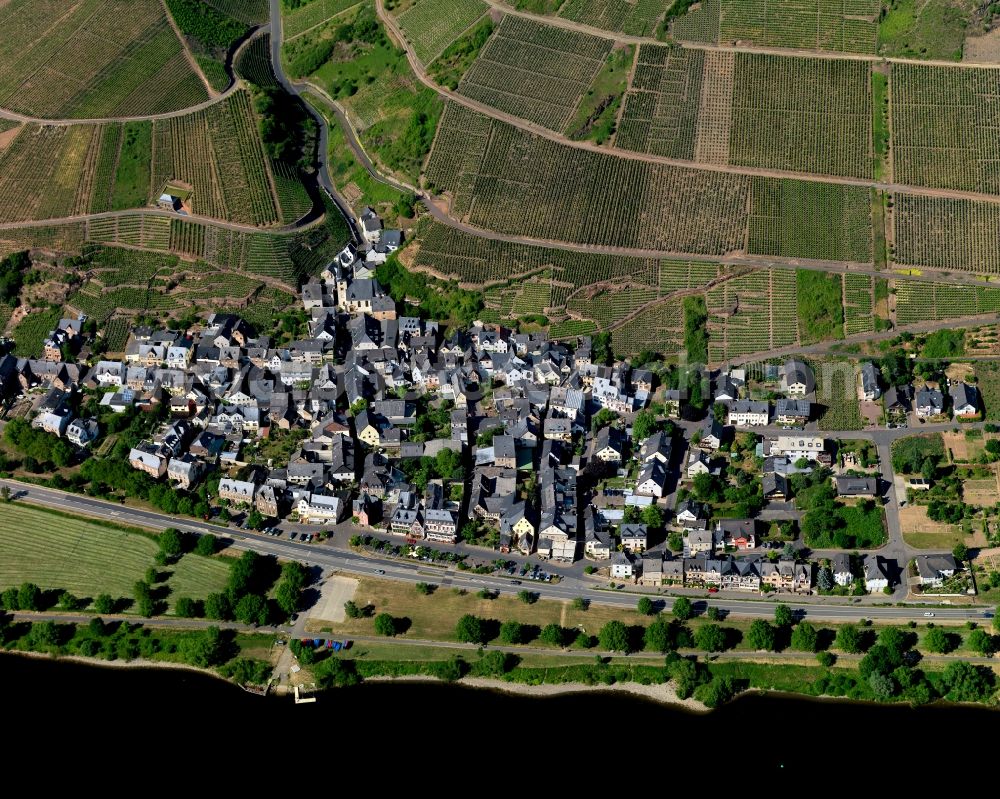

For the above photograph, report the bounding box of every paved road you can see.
[2,477,992,624]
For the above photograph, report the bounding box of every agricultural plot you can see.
[672,0,720,43]
[0,504,229,613]
[893,194,1000,273]
[206,0,270,25]
[609,296,683,357]
[549,318,598,338]
[0,222,86,257]
[396,0,488,64]
[236,34,279,89]
[747,178,873,263]
[719,0,880,54]
[458,15,612,132]
[693,50,735,166]
[87,215,171,251]
[284,0,364,38]
[11,307,62,357]
[894,281,1000,325]
[843,274,876,335]
[0,0,208,119]
[891,63,1000,195]
[484,271,555,318]
[557,0,666,36]
[815,362,863,430]
[704,269,798,361]
[729,54,871,179]
[425,102,749,254]
[618,46,704,160]
[567,284,661,330]
[152,90,279,226]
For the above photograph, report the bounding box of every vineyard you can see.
[672,0,720,44]
[746,178,872,263]
[0,0,209,119]
[718,0,880,54]
[0,222,86,257]
[151,90,280,226]
[704,269,798,361]
[729,53,871,179]
[396,0,488,64]
[206,0,269,26]
[609,296,683,357]
[843,273,876,335]
[815,362,863,431]
[458,15,612,132]
[891,63,1000,195]
[236,34,279,89]
[425,102,748,253]
[556,0,666,36]
[893,194,1000,273]
[894,281,1000,325]
[10,307,62,357]
[618,46,704,160]
[284,0,364,39]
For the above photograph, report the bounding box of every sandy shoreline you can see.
[2,649,224,681]
[364,674,708,711]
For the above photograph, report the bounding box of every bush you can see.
[456,614,487,644]
[374,613,397,637]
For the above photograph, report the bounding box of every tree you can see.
[667,532,683,552]
[632,410,658,442]
[706,606,722,621]
[344,600,362,619]
[598,620,630,653]
[694,624,727,652]
[671,596,693,621]
[28,621,60,648]
[968,628,994,656]
[133,581,154,618]
[643,618,672,653]
[952,543,968,563]
[835,623,863,654]
[694,676,738,709]
[17,582,40,611]
[817,567,834,591]
[57,591,78,611]
[816,651,836,667]
[669,657,706,699]
[540,623,566,647]
[455,614,486,644]
[0,485,10,502]
[746,619,776,651]
[572,597,588,611]
[790,622,819,653]
[591,407,618,432]
[940,661,996,703]
[234,593,266,626]
[158,528,184,557]
[924,626,951,654]
[374,613,397,637]
[194,535,217,556]
[774,604,792,628]
[175,597,199,618]
[517,590,537,605]
[246,509,265,530]
[182,626,227,668]
[94,594,115,615]
[415,581,434,596]
[637,596,655,616]
[0,587,18,610]
[204,592,232,621]
[869,671,896,699]
[640,505,664,531]
[275,582,300,617]
[499,620,523,645]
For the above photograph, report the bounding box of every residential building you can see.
[727,399,768,427]
[858,362,881,401]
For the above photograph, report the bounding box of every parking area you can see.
[309,575,359,624]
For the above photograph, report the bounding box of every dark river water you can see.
[4,653,993,779]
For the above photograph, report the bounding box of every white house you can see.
[610,551,634,579]
[863,555,889,593]
[727,399,769,427]
[635,460,667,498]
[297,493,345,524]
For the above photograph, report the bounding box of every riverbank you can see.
[3,648,224,680]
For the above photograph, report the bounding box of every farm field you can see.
[893,194,1000,273]
[718,0,880,54]
[0,0,209,119]
[729,54,871,179]
[746,178,872,263]
[843,274,877,335]
[396,0,488,65]
[457,15,613,132]
[617,45,704,160]
[609,296,684,357]
[425,102,748,253]
[894,281,1000,326]
[10,307,62,358]
[0,504,229,614]
[236,34,279,89]
[704,269,798,361]
[891,63,1000,195]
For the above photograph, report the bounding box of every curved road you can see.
[1,477,990,624]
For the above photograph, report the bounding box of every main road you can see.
[2,477,991,624]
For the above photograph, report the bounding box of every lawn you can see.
[797,271,844,344]
[0,503,229,612]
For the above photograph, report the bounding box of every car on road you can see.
[923,612,935,617]
[375,569,385,575]
[707,587,719,594]
[288,532,297,540]
[511,580,521,585]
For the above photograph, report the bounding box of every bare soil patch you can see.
[309,575,359,623]
[964,26,1000,63]
[942,431,981,462]
[0,125,21,152]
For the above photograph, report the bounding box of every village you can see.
[0,210,983,603]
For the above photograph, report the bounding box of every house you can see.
[781,359,814,395]
[714,375,739,403]
[727,399,768,427]
[906,477,931,491]
[593,425,625,463]
[858,362,882,401]
[166,453,204,490]
[698,417,724,450]
[774,398,810,426]
[610,551,634,580]
[862,555,890,593]
[66,418,99,447]
[493,435,517,469]
[129,446,167,478]
[686,449,719,479]
[675,499,705,525]
[543,417,573,442]
[662,558,684,585]
[218,478,256,506]
[717,519,755,550]
[686,528,715,557]
[835,476,878,498]
[831,553,853,587]
[914,554,959,588]
[352,494,381,527]
[638,553,663,586]
[298,492,345,524]
[662,389,681,418]
[635,460,667,498]
[762,472,789,501]
[884,385,913,414]
[950,383,980,419]
[770,435,826,462]
[638,431,672,465]
[620,523,648,553]
[915,388,945,419]
[360,207,382,243]
[256,484,281,518]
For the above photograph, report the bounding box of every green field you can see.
[284,0,364,39]
[719,0,880,54]
[0,0,209,118]
[704,269,798,361]
[0,504,230,613]
[878,0,972,61]
[11,307,62,357]
[797,271,844,344]
[396,0,488,64]
[894,280,1000,325]
[815,362,863,430]
[729,53,871,179]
